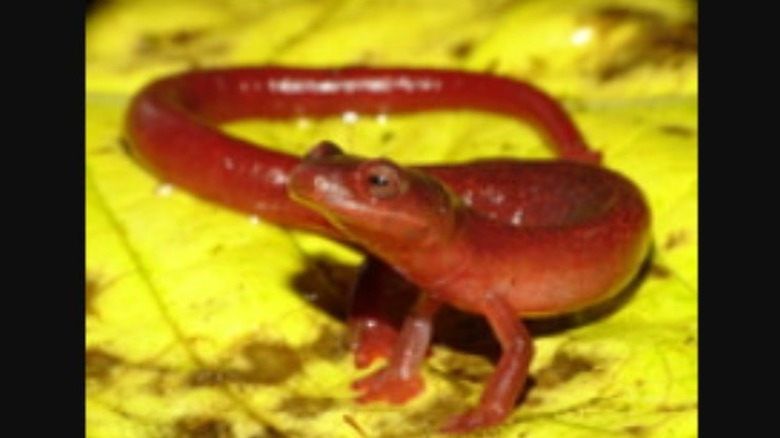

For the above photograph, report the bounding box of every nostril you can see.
[304,140,343,161]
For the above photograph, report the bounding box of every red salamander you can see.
[125,67,651,433]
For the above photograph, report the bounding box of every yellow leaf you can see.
[86,0,697,437]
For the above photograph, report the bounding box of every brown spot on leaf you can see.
[624,424,651,436]
[90,138,126,156]
[188,342,303,387]
[450,40,475,59]
[649,263,672,278]
[660,125,696,137]
[596,6,651,21]
[534,352,595,389]
[241,342,303,384]
[380,131,396,144]
[276,396,337,418]
[258,426,287,438]
[583,7,698,82]
[131,28,228,69]
[175,417,234,438]
[170,30,205,47]
[188,368,241,387]
[86,273,120,317]
[663,229,690,250]
[484,59,500,74]
[436,352,494,384]
[651,20,698,53]
[85,348,122,380]
[658,401,698,413]
[403,394,468,435]
[86,275,102,316]
[342,414,368,438]
[136,30,204,56]
[305,325,349,362]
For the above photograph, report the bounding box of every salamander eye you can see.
[363,162,407,199]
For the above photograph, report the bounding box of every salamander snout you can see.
[288,141,357,211]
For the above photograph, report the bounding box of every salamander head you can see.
[288,141,462,251]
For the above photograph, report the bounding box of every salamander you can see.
[124,67,651,433]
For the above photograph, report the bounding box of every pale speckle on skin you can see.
[375,113,389,125]
[238,80,265,93]
[461,191,474,207]
[510,210,524,226]
[266,167,289,185]
[483,188,506,205]
[248,215,261,225]
[222,156,236,171]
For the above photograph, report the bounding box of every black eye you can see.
[363,162,406,199]
[368,173,390,187]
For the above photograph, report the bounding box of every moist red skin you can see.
[124,67,651,433]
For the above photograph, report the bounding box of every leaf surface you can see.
[86,1,697,436]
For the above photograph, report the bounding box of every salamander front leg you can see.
[352,292,441,404]
[348,256,418,368]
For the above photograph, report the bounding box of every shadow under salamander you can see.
[289,250,653,363]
